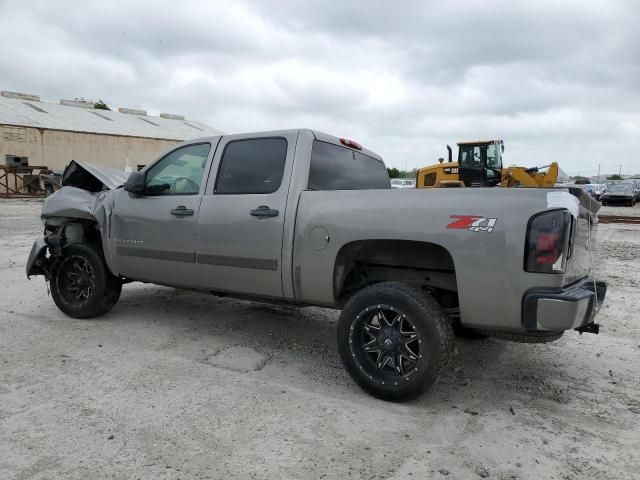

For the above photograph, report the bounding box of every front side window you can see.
[308,141,390,190]
[459,145,482,168]
[215,138,288,194]
[145,143,211,195]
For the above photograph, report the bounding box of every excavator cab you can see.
[457,140,503,187]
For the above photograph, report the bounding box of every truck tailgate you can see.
[564,187,600,285]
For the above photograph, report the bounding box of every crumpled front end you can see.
[26,160,126,279]
[26,237,49,278]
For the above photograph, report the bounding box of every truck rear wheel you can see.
[337,282,455,402]
[50,243,122,319]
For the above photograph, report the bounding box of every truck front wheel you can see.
[337,282,455,402]
[50,243,122,319]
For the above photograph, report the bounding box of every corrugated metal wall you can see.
[0,125,180,171]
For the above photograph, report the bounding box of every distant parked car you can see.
[391,178,415,189]
[585,183,607,201]
[627,180,640,201]
[601,183,636,206]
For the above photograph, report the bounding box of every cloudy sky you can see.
[1,0,638,175]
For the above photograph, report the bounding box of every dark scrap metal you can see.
[0,165,50,198]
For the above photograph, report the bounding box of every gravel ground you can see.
[600,204,640,217]
[1,198,639,480]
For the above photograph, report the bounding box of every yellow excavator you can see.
[416,139,559,188]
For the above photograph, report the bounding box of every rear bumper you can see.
[522,278,607,332]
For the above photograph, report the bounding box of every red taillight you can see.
[339,138,362,150]
[525,210,571,273]
[535,232,561,264]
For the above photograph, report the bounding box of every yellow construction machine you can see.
[416,139,559,188]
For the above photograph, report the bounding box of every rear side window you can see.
[215,137,287,194]
[308,140,390,190]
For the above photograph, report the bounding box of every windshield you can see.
[390,179,403,185]
[609,184,630,193]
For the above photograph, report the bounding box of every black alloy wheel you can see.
[349,304,421,382]
[337,282,455,402]
[58,257,96,306]
[50,243,122,319]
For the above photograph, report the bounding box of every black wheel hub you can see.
[59,257,95,306]
[378,327,402,351]
[349,304,422,383]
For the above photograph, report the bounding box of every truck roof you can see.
[185,129,384,163]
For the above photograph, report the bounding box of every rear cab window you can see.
[308,140,390,190]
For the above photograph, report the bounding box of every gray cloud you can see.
[0,0,638,175]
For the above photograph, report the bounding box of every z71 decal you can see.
[447,215,497,233]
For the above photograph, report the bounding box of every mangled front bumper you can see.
[26,237,49,278]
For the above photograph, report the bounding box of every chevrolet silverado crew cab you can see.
[26,129,606,401]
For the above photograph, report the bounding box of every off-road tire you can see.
[50,243,122,319]
[337,282,455,402]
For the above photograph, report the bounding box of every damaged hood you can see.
[42,160,127,223]
[63,160,129,191]
[41,186,112,221]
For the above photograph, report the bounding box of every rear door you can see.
[110,142,215,286]
[195,132,297,298]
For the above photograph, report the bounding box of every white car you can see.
[391,178,416,189]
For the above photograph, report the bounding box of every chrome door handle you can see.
[171,206,194,217]
[250,205,279,218]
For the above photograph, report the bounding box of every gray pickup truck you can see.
[26,129,606,401]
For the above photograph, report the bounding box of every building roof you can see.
[0,92,223,141]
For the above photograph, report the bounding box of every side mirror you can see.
[124,171,146,194]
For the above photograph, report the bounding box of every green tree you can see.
[387,167,401,178]
[94,99,111,111]
[607,174,623,180]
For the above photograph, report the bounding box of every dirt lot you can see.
[600,203,640,218]
[1,199,639,480]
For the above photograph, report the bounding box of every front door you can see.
[195,132,297,298]
[458,144,485,187]
[110,142,215,287]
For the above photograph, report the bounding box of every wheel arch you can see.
[43,216,116,275]
[332,239,458,306]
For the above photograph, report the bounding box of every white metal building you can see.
[0,90,223,171]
